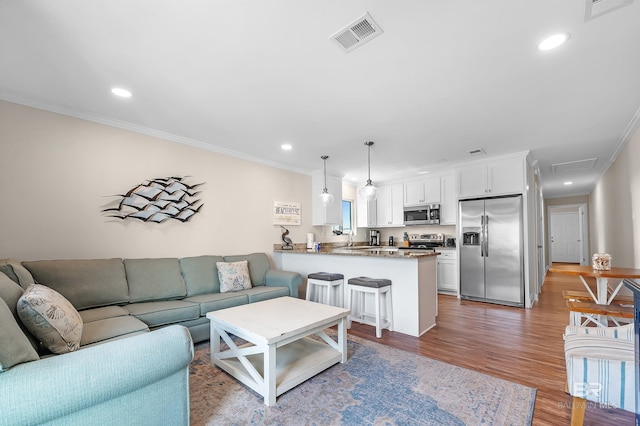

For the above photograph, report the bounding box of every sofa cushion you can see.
[184,292,249,316]
[0,272,24,318]
[124,258,186,303]
[223,253,270,286]
[79,306,131,323]
[243,286,289,303]
[124,301,200,327]
[0,259,35,288]
[80,316,149,346]
[0,272,40,352]
[21,259,129,310]
[179,255,224,296]
[17,284,83,354]
[0,298,39,372]
[217,261,252,293]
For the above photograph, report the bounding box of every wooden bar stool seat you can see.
[347,277,393,338]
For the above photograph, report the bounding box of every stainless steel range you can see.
[399,233,444,251]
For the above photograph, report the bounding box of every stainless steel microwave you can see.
[403,204,440,225]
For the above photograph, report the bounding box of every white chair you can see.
[563,323,636,425]
[306,272,344,307]
[346,277,392,338]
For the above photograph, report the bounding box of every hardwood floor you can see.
[346,266,636,425]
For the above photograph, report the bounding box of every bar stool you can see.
[347,277,392,338]
[306,272,344,307]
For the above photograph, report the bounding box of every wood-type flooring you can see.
[346,264,636,426]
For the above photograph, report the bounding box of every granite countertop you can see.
[273,243,440,258]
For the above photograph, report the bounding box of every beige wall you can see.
[0,101,318,261]
[589,124,640,268]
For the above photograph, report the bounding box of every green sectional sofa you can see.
[0,252,301,425]
[5,252,301,346]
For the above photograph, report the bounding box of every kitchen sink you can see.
[334,246,399,253]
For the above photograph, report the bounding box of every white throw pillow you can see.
[217,261,252,293]
[17,284,83,354]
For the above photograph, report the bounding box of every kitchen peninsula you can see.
[273,245,439,337]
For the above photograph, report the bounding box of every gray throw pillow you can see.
[0,298,39,372]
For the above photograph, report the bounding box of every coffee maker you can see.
[369,230,380,246]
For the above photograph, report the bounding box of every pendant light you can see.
[319,155,335,207]
[359,141,378,201]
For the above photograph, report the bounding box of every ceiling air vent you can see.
[551,158,597,174]
[585,0,633,21]
[468,148,486,156]
[330,12,383,53]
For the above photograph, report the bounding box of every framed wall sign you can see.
[273,201,300,225]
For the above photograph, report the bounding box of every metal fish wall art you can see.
[103,176,204,223]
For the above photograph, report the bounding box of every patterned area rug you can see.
[189,332,536,425]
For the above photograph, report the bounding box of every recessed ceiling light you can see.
[564,181,573,185]
[418,171,430,175]
[281,144,292,151]
[111,87,132,98]
[538,33,570,51]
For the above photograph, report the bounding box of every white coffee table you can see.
[206,296,350,406]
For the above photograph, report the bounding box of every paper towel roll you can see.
[307,233,314,249]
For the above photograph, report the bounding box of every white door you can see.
[550,212,581,263]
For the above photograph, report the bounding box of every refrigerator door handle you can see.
[484,215,489,257]
[480,215,485,257]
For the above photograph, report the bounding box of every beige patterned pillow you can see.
[17,284,83,354]
[217,261,252,293]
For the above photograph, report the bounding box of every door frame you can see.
[547,203,589,266]
[534,179,545,292]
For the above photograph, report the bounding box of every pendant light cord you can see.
[321,155,329,191]
[365,141,374,185]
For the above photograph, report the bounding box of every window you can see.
[342,200,353,232]
[332,199,353,235]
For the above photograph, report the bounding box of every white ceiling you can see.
[1,0,639,198]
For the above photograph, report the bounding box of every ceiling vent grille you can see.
[468,148,486,156]
[585,0,633,21]
[551,158,597,174]
[330,13,383,53]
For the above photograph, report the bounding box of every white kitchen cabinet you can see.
[356,186,377,228]
[437,250,458,294]
[404,177,441,206]
[457,156,524,199]
[376,184,405,227]
[311,172,342,226]
[440,173,456,225]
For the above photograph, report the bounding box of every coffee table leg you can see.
[264,344,277,406]
[338,317,347,363]
[211,324,221,365]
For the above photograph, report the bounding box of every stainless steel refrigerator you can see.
[459,195,524,307]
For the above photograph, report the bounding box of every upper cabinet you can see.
[440,173,456,225]
[376,184,405,227]
[404,177,441,206]
[456,156,525,199]
[356,187,377,228]
[311,172,342,226]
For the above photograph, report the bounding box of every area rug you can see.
[189,333,536,425]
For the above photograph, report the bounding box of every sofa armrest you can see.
[265,269,302,298]
[0,325,194,426]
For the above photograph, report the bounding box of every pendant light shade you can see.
[319,155,335,207]
[359,141,378,201]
